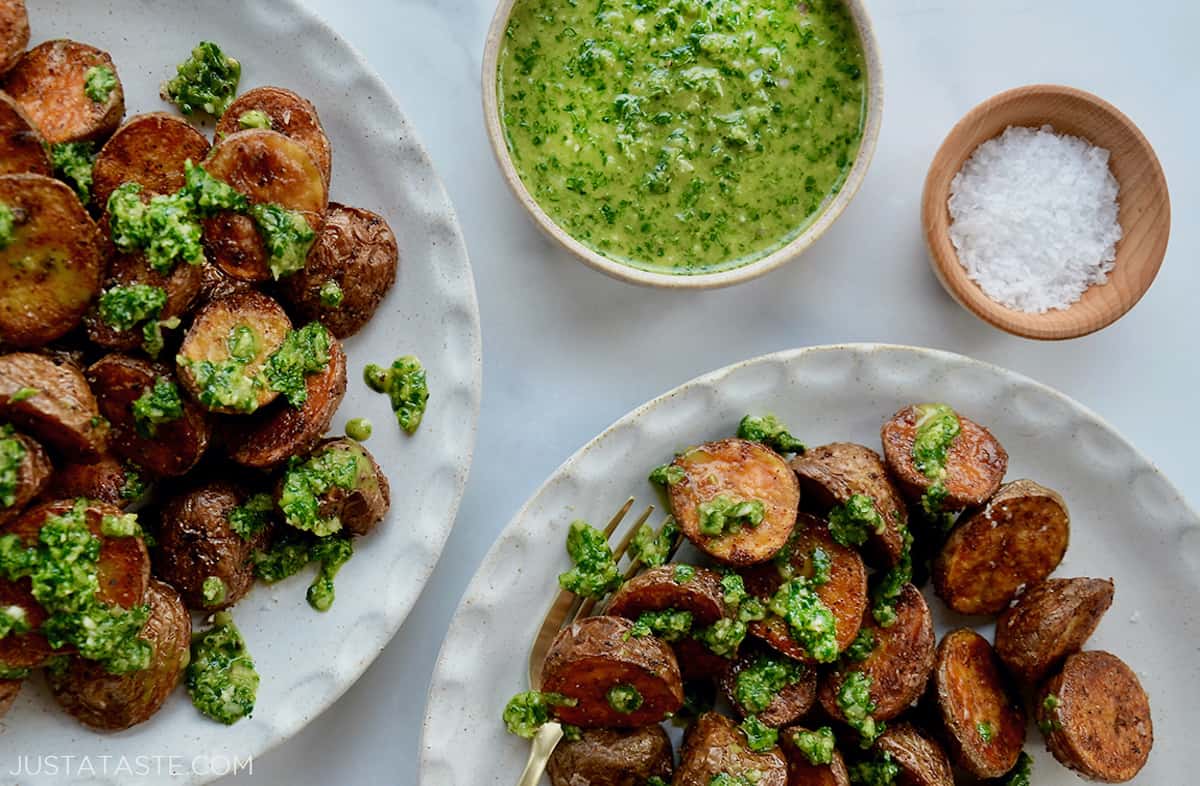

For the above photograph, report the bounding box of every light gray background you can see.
[237,1,1198,783]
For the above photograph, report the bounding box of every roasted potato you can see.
[153,480,269,611]
[279,438,390,537]
[934,479,1069,616]
[0,429,51,526]
[929,628,1025,779]
[47,578,190,731]
[604,564,726,625]
[201,129,328,282]
[873,722,954,786]
[779,725,852,786]
[197,260,252,304]
[995,577,1114,685]
[0,352,107,460]
[0,89,51,175]
[0,0,29,76]
[0,498,150,669]
[176,290,292,414]
[1,39,125,144]
[47,454,144,506]
[791,442,909,568]
[1037,650,1152,783]
[673,636,732,681]
[540,616,684,728]
[279,203,399,338]
[818,583,935,723]
[0,174,103,347]
[668,438,800,566]
[720,647,817,727]
[86,354,211,477]
[91,113,211,211]
[84,246,203,352]
[881,405,1008,510]
[742,514,868,662]
[215,86,332,187]
[226,337,347,469]
[546,726,674,786]
[674,711,788,786]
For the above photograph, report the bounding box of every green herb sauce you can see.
[628,608,693,641]
[264,323,331,407]
[345,417,373,441]
[131,379,183,438]
[249,203,317,279]
[319,279,344,308]
[911,403,960,516]
[0,426,26,508]
[740,714,778,751]
[502,690,576,738]
[1001,752,1034,786]
[498,0,866,274]
[279,447,362,536]
[836,671,881,747]
[695,616,747,657]
[734,652,806,713]
[50,142,97,203]
[238,110,273,130]
[228,493,274,540]
[648,462,686,486]
[557,519,621,598]
[793,726,836,766]
[673,562,695,584]
[107,185,204,273]
[306,536,353,611]
[828,493,884,548]
[201,576,228,607]
[845,627,875,661]
[10,387,38,403]
[869,524,912,627]
[0,203,13,249]
[698,495,764,537]
[848,751,899,786]
[84,66,117,103]
[186,611,258,724]
[629,516,678,567]
[976,720,995,743]
[738,413,805,454]
[768,577,837,662]
[98,284,167,333]
[605,683,643,714]
[364,355,429,434]
[166,42,241,116]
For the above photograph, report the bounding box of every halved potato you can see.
[0,174,103,347]
[84,246,203,352]
[47,454,144,506]
[547,726,674,786]
[874,722,954,786]
[215,86,332,186]
[1,39,124,144]
[0,90,51,175]
[995,577,1114,685]
[674,712,788,786]
[0,351,108,460]
[0,0,30,76]
[91,112,211,210]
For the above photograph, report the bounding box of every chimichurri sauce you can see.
[498,0,867,274]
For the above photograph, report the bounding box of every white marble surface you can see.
[233,0,1199,783]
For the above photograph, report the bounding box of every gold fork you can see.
[516,497,674,786]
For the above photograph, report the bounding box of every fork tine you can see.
[577,504,654,619]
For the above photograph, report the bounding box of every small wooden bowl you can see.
[482,0,884,289]
[922,85,1170,340]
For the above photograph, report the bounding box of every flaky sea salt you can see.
[947,125,1122,313]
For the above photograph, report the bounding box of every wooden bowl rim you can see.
[922,84,1171,340]
[481,0,885,290]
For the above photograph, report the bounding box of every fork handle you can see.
[516,721,564,786]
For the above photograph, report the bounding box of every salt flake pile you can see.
[948,125,1122,313]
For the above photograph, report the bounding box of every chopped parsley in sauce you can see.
[976,720,995,743]
[696,617,747,658]
[165,42,241,116]
[179,324,265,413]
[605,683,643,714]
[768,577,837,663]
[848,751,899,786]
[345,417,373,442]
[84,66,117,103]
[673,563,695,584]
[319,279,344,308]
[107,185,204,272]
[250,203,316,279]
[50,142,97,203]
[502,690,576,738]
[557,519,621,598]
[279,446,362,536]
[630,516,678,567]
[238,109,273,130]
[264,323,331,407]
[228,493,274,540]
[911,403,960,516]
[1001,752,1034,786]
[202,575,228,607]
[792,726,836,765]
[836,671,882,746]
[698,495,764,537]
[734,652,806,713]
[648,462,686,486]
[828,493,884,548]
[132,379,183,438]
[306,536,353,611]
[498,0,866,274]
[870,525,912,627]
[186,611,258,724]
[98,284,167,332]
[0,203,13,249]
[738,414,805,454]
[628,608,693,641]
[0,426,26,508]
[845,628,875,661]
[364,355,429,434]
[740,714,778,752]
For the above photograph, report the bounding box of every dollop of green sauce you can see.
[768,576,837,663]
[84,66,117,103]
[279,447,362,536]
[738,413,805,454]
[0,499,151,674]
[502,690,576,738]
[976,720,995,743]
[740,714,778,752]
[557,519,621,598]
[179,324,264,413]
[228,492,274,540]
[848,751,899,786]
[828,493,884,548]
[628,608,693,641]
[605,683,643,714]
[250,203,317,279]
[306,536,353,612]
[0,425,27,508]
[132,379,183,438]
[792,726,836,766]
[629,515,678,567]
[184,159,249,214]
[345,417,373,442]
[836,671,881,747]
[845,627,875,661]
[869,524,912,628]
[0,202,13,249]
[673,563,695,584]
[498,0,866,274]
[648,462,686,486]
[911,403,960,516]
[364,355,429,434]
[734,652,807,713]
[238,109,273,130]
[319,279,344,308]
[166,42,241,116]
[201,575,228,607]
[50,142,97,203]
[1001,752,1034,786]
[0,603,30,639]
[108,184,205,273]
[98,283,167,333]
[698,495,764,537]
[696,616,747,658]
[100,512,141,538]
[710,772,764,786]
[186,610,258,724]
[264,322,331,407]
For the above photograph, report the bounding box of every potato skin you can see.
[881,405,1008,510]
[874,722,954,786]
[279,203,399,338]
[1,40,125,144]
[0,498,150,669]
[0,89,51,175]
[1037,650,1152,783]
[176,291,292,414]
[0,430,51,527]
[674,712,788,786]
[281,437,390,537]
[742,513,867,663]
[546,726,674,786]
[215,86,332,187]
[0,0,29,76]
[0,174,103,347]
[91,113,211,210]
[540,616,683,728]
[779,725,851,786]
[226,337,347,469]
[818,584,935,724]
[0,351,107,460]
[47,579,190,731]
[85,246,203,352]
[934,479,1069,616]
[791,442,908,568]
[720,648,817,727]
[604,564,726,626]
[668,438,800,566]
[86,354,211,478]
[995,577,1114,685]
[930,628,1025,779]
[201,129,328,282]
[47,454,142,506]
[672,635,731,681]
[153,480,267,611]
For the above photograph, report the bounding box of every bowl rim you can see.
[481,0,885,290]
[921,83,1172,340]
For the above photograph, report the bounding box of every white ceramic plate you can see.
[1,1,481,782]
[421,345,1199,785]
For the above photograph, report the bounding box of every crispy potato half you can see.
[2,39,124,144]
[720,648,817,727]
[85,247,202,352]
[0,89,51,175]
[547,726,674,786]
[605,564,727,626]
[47,454,143,506]
[0,351,108,460]
[934,479,1069,616]
[0,174,103,347]
[216,86,332,186]
[874,722,954,786]
[668,438,800,566]
[0,0,29,76]
[674,712,788,786]
[201,129,328,282]
[995,577,1114,685]
[778,725,852,786]
[91,112,211,210]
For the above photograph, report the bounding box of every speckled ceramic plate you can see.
[2,1,480,783]
[420,345,1198,785]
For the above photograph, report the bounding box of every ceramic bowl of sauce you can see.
[483,0,883,289]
